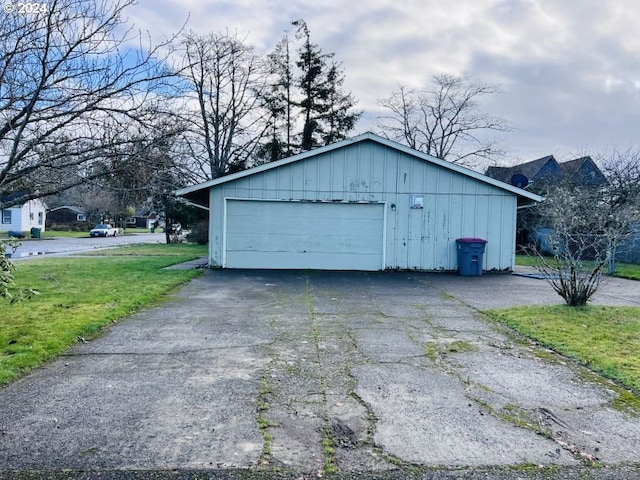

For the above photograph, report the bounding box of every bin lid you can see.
[456,237,487,243]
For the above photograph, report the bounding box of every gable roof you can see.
[177,133,543,207]
[486,154,606,188]
[559,156,588,175]
[560,156,608,186]
[485,155,559,184]
[48,205,86,214]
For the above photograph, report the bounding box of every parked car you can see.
[89,224,118,237]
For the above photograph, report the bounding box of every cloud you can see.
[126,0,640,162]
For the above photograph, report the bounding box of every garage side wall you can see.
[208,141,517,271]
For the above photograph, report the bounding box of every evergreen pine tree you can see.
[260,35,294,162]
[260,20,360,159]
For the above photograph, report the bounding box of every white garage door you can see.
[225,200,385,270]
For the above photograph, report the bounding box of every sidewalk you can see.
[164,256,209,270]
[411,267,640,310]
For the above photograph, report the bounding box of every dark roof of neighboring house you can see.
[486,154,606,187]
[560,156,608,185]
[559,156,590,175]
[48,205,86,214]
[485,155,558,184]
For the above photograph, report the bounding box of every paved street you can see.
[8,232,164,259]
[1,269,639,479]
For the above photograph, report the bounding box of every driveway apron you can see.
[1,270,639,475]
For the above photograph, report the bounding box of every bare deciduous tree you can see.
[526,184,613,306]
[599,149,640,219]
[179,31,269,180]
[526,151,640,306]
[0,0,180,207]
[377,74,508,165]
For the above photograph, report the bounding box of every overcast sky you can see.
[128,0,640,166]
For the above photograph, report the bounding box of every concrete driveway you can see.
[1,269,639,479]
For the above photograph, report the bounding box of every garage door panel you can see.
[227,235,381,257]
[229,231,383,254]
[229,250,382,271]
[225,200,384,270]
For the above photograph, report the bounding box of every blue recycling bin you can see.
[456,238,487,276]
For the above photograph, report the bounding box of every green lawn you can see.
[42,228,161,238]
[485,305,640,393]
[0,244,207,385]
[613,263,640,281]
[515,254,640,281]
[76,243,206,257]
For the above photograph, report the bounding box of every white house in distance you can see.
[0,193,47,235]
[177,133,542,272]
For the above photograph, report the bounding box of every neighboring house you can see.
[558,156,608,186]
[127,212,158,229]
[143,213,159,229]
[485,154,607,189]
[0,192,47,234]
[177,133,541,272]
[487,155,624,257]
[47,206,87,225]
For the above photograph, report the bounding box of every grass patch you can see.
[0,245,205,384]
[42,230,89,238]
[423,340,476,360]
[485,305,640,393]
[500,403,552,438]
[424,344,438,362]
[611,389,640,417]
[321,430,339,474]
[515,254,546,267]
[613,262,640,281]
[515,254,640,280]
[77,243,207,257]
[446,340,477,353]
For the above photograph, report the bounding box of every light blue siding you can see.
[209,140,517,271]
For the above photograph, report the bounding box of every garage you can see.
[176,133,541,272]
[225,200,385,270]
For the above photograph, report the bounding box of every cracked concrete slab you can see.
[454,350,640,464]
[1,269,639,478]
[354,362,576,466]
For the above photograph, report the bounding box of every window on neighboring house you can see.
[38,212,43,225]
[77,214,86,222]
[30,212,34,221]
[2,210,11,224]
